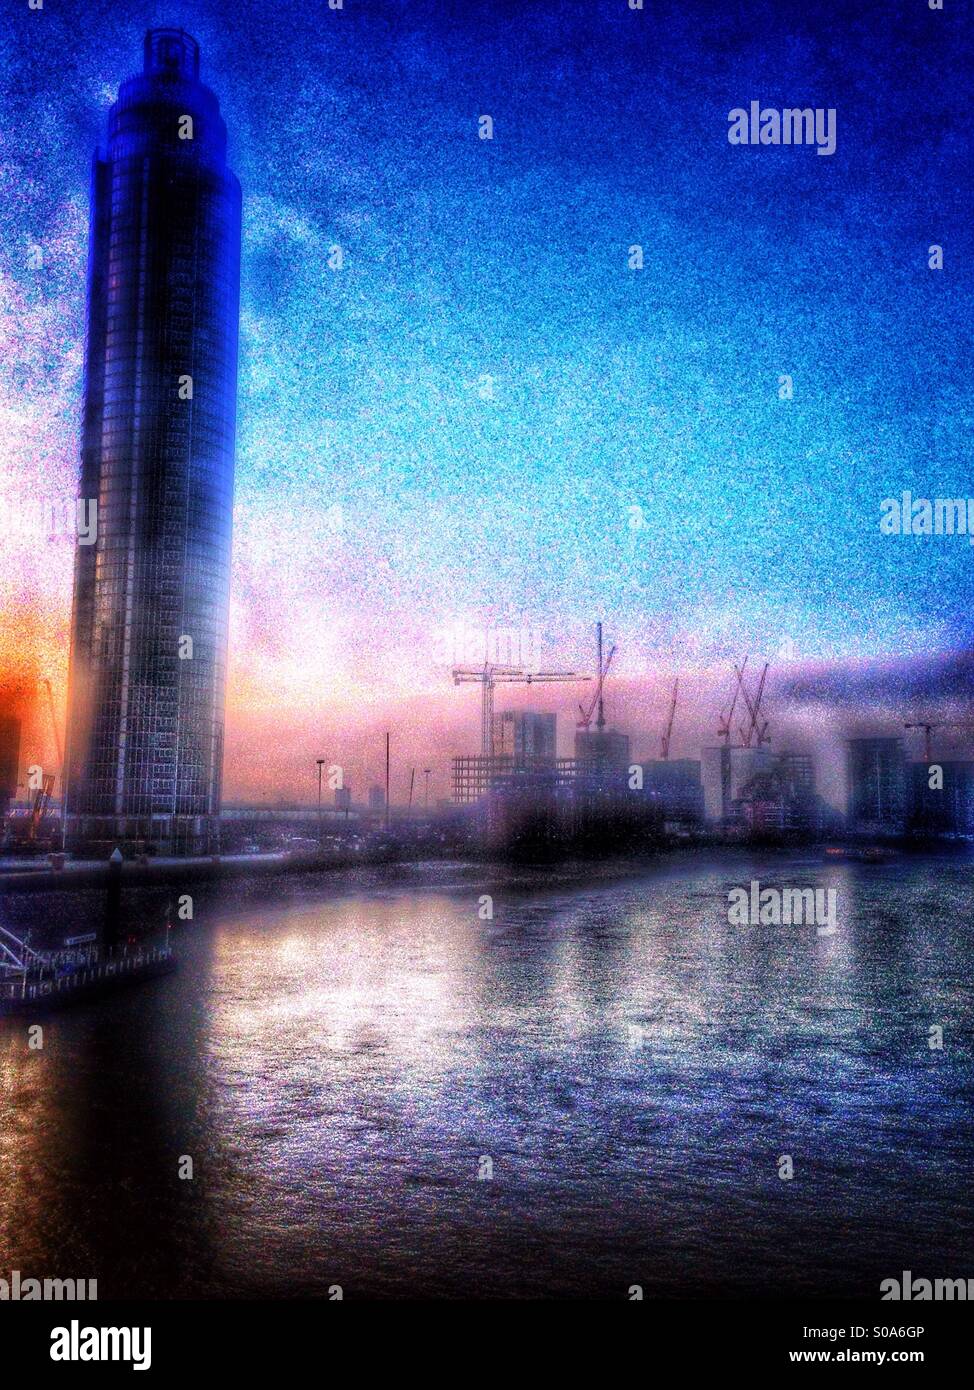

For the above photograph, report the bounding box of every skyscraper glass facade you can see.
[65,29,241,854]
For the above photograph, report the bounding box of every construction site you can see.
[446,624,818,858]
[2,620,973,867]
[446,622,974,858]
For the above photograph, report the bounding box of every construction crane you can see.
[452,665,522,756]
[735,661,770,748]
[453,665,590,757]
[660,677,679,760]
[577,622,616,731]
[717,657,747,745]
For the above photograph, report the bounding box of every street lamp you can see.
[316,758,325,849]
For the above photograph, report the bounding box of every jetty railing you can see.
[0,945,175,1006]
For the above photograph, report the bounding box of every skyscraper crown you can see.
[143,28,200,82]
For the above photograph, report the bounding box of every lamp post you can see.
[316,758,325,849]
[424,768,431,810]
[385,732,390,835]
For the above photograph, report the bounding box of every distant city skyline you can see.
[1,0,971,808]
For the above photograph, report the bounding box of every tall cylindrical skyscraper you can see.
[65,29,241,855]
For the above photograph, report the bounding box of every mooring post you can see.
[103,846,123,952]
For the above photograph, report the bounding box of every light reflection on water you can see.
[1,852,972,1298]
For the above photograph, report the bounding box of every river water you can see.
[1,851,972,1299]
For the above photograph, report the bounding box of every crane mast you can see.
[577,622,616,731]
[717,656,747,745]
[660,677,679,760]
[452,664,590,758]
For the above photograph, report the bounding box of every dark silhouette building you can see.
[641,758,704,829]
[65,30,241,855]
[574,728,631,779]
[908,760,974,837]
[846,737,907,837]
[0,712,20,822]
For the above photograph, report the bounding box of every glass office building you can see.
[65,29,241,855]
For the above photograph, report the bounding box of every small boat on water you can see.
[0,925,176,1017]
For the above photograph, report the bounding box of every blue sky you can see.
[1,0,971,791]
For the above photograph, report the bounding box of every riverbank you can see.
[2,833,970,895]
[0,846,399,893]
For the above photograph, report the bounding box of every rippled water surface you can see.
[1,852,972,1298]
